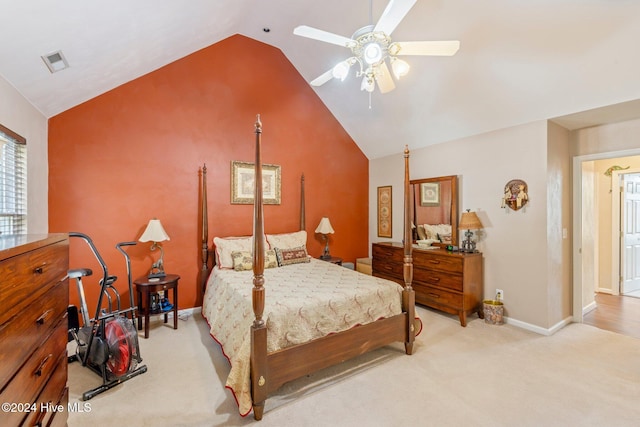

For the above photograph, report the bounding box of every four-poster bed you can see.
[200,116,417,420]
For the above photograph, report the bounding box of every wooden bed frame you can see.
[200,116,415,420]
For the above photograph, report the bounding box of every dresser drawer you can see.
[372,257,402,278]
[414,267,462,291]
[0,241,69,326]
[21,356,68,427]
[414,283,462,308]
[413,252,463,274]
[0,319,67,427]
[0,280,68,390]
[372,244,404,263]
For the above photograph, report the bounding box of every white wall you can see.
[0,74,49,233]
[370,120,572,331]
[546,122,572,327]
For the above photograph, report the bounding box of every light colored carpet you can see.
[67,306,640,427]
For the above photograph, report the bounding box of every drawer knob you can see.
[428,293,440,298]
[429,277,441,282]
[34,265,45,274]
[34,353,53,377]
[36,309,53,325]
[429,260,440,265]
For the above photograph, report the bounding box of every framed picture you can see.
[420,182,440,207]
[377,185,392,238]
[231,161,281,205]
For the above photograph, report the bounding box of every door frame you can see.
[572,148,640,322]
[612,169,640,295]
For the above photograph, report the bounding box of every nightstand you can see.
[134,274,180,338]
[320,256,342,265]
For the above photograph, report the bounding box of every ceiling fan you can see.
[293,0,460,94]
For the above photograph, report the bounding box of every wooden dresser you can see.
[372,242,484,326]
[0,234,69,427]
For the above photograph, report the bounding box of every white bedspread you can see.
[201,258,410,416]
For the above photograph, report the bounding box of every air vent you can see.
[41,50,69,73]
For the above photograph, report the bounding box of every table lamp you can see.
[459,210,483,253]
[315,217,335,260]
[139,218,170,278]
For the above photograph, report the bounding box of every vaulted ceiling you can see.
[2,0,640,158]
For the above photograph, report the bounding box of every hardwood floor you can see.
[583,293,640,340]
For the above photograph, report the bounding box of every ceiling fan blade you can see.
[310,69,335,86]
[374,0,417,35]
[293,25,354,47]
[394,40,460,56]
[376,62,396,94]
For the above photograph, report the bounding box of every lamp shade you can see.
[459,211,483,230]
[139,219,170,242]
[315,217,335,234]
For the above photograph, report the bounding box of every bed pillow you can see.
[274,246,310,266]
[266,231,307,250]
[231,250,278,271]
[422,224,452,241]
[214,235,270,269]
[416,225,427,240]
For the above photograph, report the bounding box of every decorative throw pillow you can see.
[213,236,268,269]
[230,250,278,271]
[275,246,310,266]
[266,231,307,250]
[264,249,278,269]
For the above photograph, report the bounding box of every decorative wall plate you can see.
[501,179,528,211]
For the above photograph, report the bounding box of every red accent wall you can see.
[48,35,369,311]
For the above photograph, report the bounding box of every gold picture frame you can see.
[231,161,281,205]
[420,182,440,207]
[377,185,392,238]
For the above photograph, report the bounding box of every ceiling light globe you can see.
[332,61,350,81]
[363,43,383,65]
[391,58,410,79]
[360,75,375,92]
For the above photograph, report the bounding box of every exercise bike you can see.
[67,232,147,401]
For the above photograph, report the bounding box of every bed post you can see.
[300,174,305,231]
[200,164,209,292]
[403,145,416,355]
[250,115,268,420]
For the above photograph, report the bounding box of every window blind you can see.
[0,126,27,235]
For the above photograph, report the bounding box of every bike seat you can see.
[68,268,92,279]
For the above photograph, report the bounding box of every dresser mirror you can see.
[410,175,458,247]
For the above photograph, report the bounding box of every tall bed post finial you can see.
[253,116,265,326]
[300,174,306,231]
[403,145,413,288]
[200,164,209,293]
[402,145,415,354]
[251,115,268,420]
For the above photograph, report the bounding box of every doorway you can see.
[572,149,640,324]
[616,171,640,298]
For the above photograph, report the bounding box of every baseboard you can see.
[596,288,613,295]
[503,315,573,336]
[165,306,201,320]
[171,306,575,336]
[582,301,597,315]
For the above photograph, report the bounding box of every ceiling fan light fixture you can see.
[360,73,375,93]
[391,57,410,79]
[332,59,354,81]
[294,0,460,96]
[363,42,383,65]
